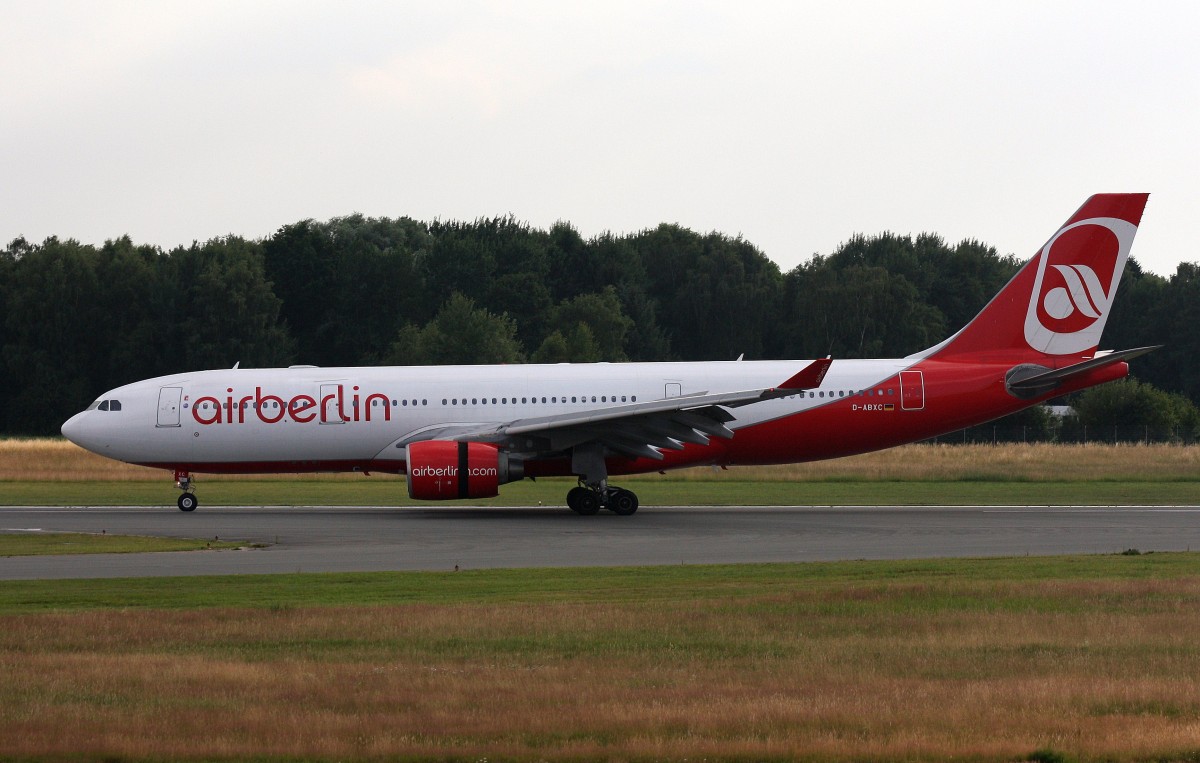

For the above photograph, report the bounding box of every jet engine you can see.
[405,441,523,500]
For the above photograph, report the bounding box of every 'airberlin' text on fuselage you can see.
[191,385,391,425]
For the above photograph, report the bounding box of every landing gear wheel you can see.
[177,493,198,512]
[567,486,600,515]
[607,488,639,516]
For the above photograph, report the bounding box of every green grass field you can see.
[4,476,1198,507]
[0,552,1189,613]
[4,555,1200,760]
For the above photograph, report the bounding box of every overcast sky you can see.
[3,1,1196,276]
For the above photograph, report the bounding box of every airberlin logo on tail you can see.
[1042,264,1106,327]
[1023,217,1137,355]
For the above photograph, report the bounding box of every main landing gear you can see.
[566,444,639,515]
[566,482,640,516]
[175,470,198,512]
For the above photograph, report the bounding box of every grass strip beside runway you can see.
[0,532,243,556]
[0,552,1194,612]
[4,440,1198,507]
[3,554,1200,761]
[1,477,1197,507]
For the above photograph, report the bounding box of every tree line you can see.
[1,215,1196,436]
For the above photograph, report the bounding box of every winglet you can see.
[779,356,832,390]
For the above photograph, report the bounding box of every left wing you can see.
[391,357,832,461]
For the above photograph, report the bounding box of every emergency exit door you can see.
[320,383,345,424]
[899,370,924,411]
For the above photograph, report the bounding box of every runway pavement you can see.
[3,504,1200,579]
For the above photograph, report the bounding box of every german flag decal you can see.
[884,403,895,411]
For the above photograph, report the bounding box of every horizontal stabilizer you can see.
[1006,346,1161,396]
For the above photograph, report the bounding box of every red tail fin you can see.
[921,193,1149,363]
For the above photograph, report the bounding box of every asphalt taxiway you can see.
[2,504,1199,579]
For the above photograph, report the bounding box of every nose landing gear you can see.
[175,470,198,512]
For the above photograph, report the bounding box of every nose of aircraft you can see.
[61,411,87,446]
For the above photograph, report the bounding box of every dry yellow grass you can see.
[5,437,1198,483]
[0,438,396,482]
[671,441,1200,482]
[4,577,1200,760]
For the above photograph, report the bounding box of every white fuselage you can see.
[62,359,913,472]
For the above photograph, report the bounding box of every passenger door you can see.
[157,387,182,427]
[899,370,924,411]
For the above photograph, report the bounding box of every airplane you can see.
[62,193,1156,515]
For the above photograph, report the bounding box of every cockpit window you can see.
[109,400,122,411]
[87,400,101,411]
[98,400,110,411]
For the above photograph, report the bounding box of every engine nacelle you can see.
[405,441,523,500]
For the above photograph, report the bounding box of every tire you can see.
[608,489,639,516]
[177,493,198,512]
[567,486,600,515]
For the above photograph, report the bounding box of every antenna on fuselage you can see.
[232,361,240,369]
